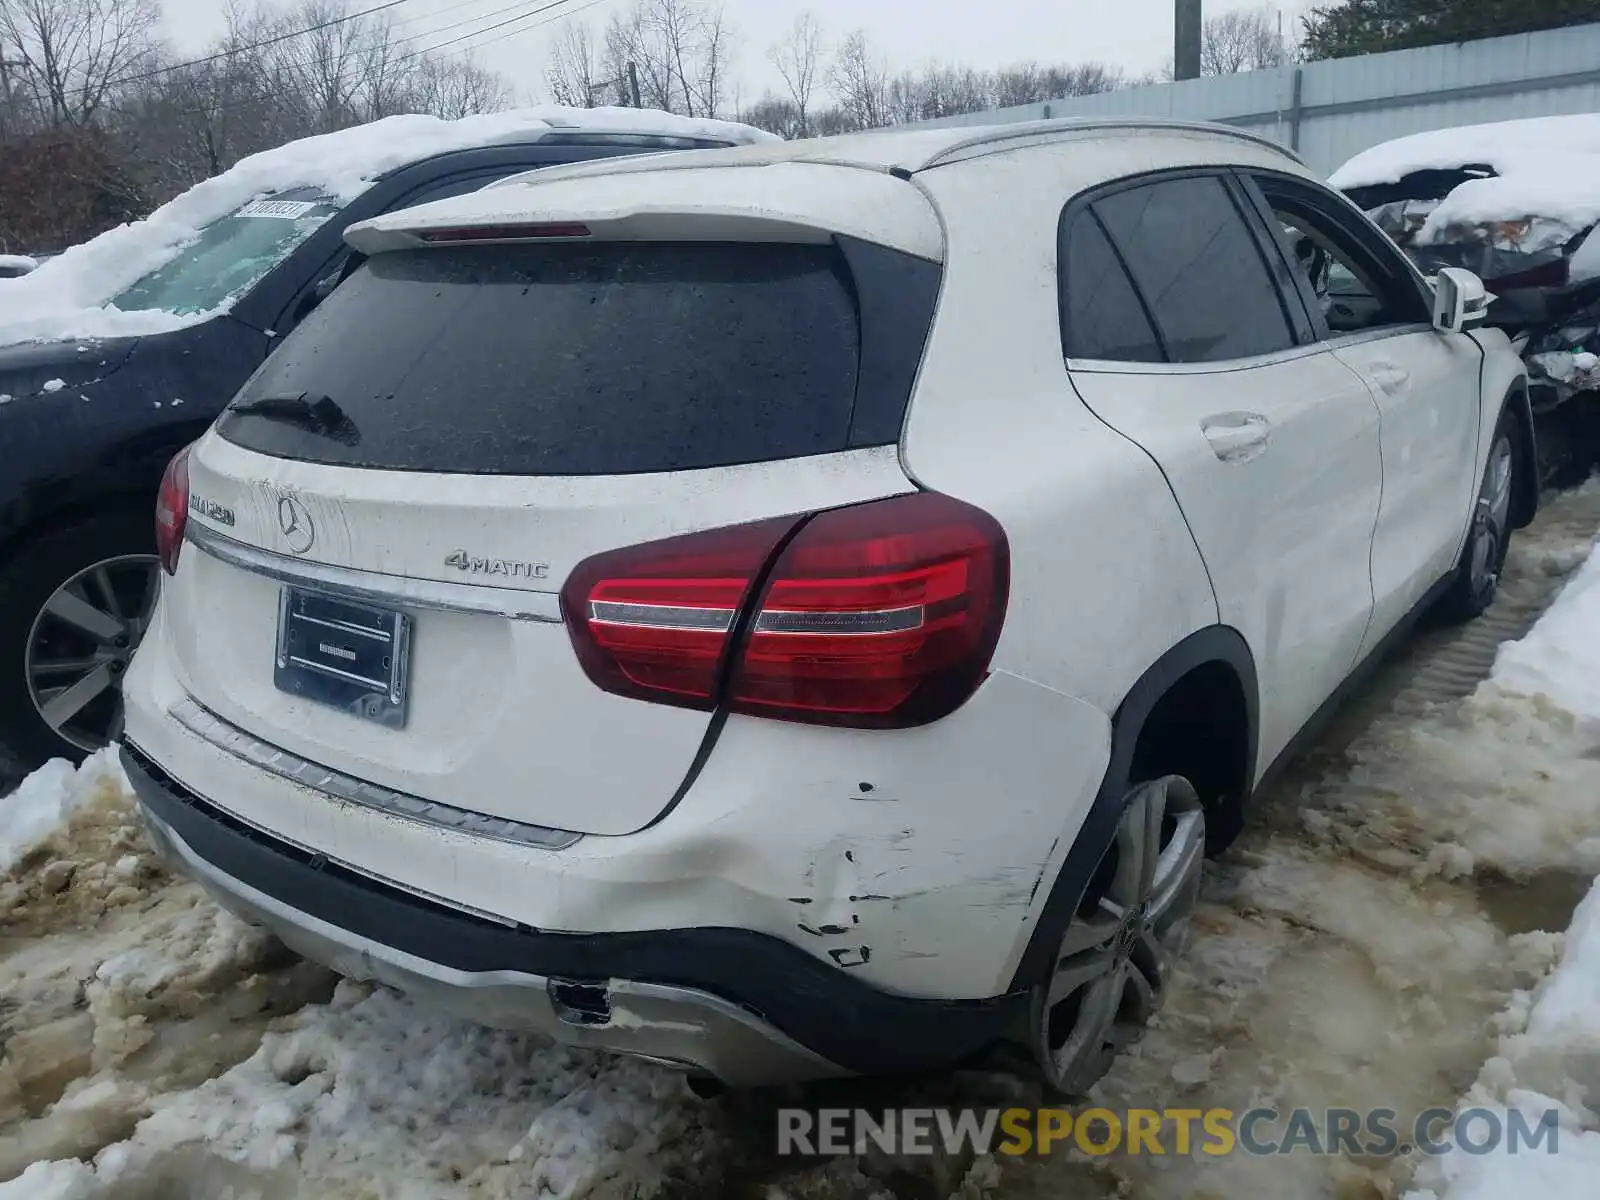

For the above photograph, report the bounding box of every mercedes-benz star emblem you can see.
[277,495,315,555]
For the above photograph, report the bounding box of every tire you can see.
[1435,409,1520,624]
[1025,776,1206,1099]
[0,510,160,768]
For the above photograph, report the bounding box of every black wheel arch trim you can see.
[1008,625,1258,992]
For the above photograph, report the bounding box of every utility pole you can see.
[587,62,644,109]
[1175,0,1203,80]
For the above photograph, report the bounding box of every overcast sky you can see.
[158,0,1302,109]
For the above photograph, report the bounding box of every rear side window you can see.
[1091,175,1296,364]
[218,240,931,476]
[1060,212,1164,362]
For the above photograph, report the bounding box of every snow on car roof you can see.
[1330,113,1600,244]
[0,107,775,349]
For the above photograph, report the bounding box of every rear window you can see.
[218,241,881,476]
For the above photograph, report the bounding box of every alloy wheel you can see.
[1032,777,1206,1096]
[25,554,161,754]
[1468,434,1515,598]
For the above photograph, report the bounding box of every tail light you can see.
[155,445,191,575]
[561,492,1009,728]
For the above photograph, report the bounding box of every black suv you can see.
[0,125,753,766]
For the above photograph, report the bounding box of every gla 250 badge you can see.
[188,493,236,527]
[444,549,550,581]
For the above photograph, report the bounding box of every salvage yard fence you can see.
[897,21,1600,175]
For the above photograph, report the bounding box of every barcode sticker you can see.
[235,199,320,219]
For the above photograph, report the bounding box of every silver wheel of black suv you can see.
[0,513,160,767]
[1029,776,1206,1097]
[25,553,161,753]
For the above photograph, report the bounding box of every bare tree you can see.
[2,0,513,253]
[0,0,160,129]
[410,58,508,119]
[271,0,369,129]
[694,2,732,117]
[767,11,822,136]
[1051,62,1126,96]
[829,29,888,130]
[991,61,1046,108]
[1201,6,1292,75]
[742,93,802,138]
[810,103,857,136]
[604,5,673,110]
[546,20,608,107]
[882,63,988,124]
[599,0,733,117]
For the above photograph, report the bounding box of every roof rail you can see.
[917,116,1306,170]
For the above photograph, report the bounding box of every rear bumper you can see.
[122,743,1021,1084]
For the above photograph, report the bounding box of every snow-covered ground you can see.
[3,485,1600,1200]
[0,107,775,350]
[1397,529,1600,1200]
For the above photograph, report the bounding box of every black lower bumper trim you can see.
[121,743,1022,1076]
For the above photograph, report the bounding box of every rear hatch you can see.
[164,167,944,836]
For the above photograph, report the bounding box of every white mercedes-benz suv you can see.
[121,118,1534,1096]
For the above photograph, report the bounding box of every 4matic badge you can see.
[444,550,550,581]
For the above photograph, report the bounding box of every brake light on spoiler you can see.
[417,222,592,243]
[561,492,1010,728]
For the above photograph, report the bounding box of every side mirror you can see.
[1431,267,1492,333]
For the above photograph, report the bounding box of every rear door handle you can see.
[1201,412,1271,462]
[1367,362,1410,394]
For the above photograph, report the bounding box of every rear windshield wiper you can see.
[226,392,359,445]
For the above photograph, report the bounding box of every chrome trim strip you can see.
[128,736,523,926]
[186,521,564,623]
[283,654,386,689]
[755,603,923,635]
[1064,324,1435,377]
[169,697,583,851]
[589,600,736,632]
[293,612,392,642]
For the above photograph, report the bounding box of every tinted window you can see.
[1094,176,1295,363]
[1061,212,1164,362]
[218,242,866,476]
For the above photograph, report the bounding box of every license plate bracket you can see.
[274,587,410,728]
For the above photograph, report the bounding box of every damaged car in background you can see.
[1333,114,1600,482]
